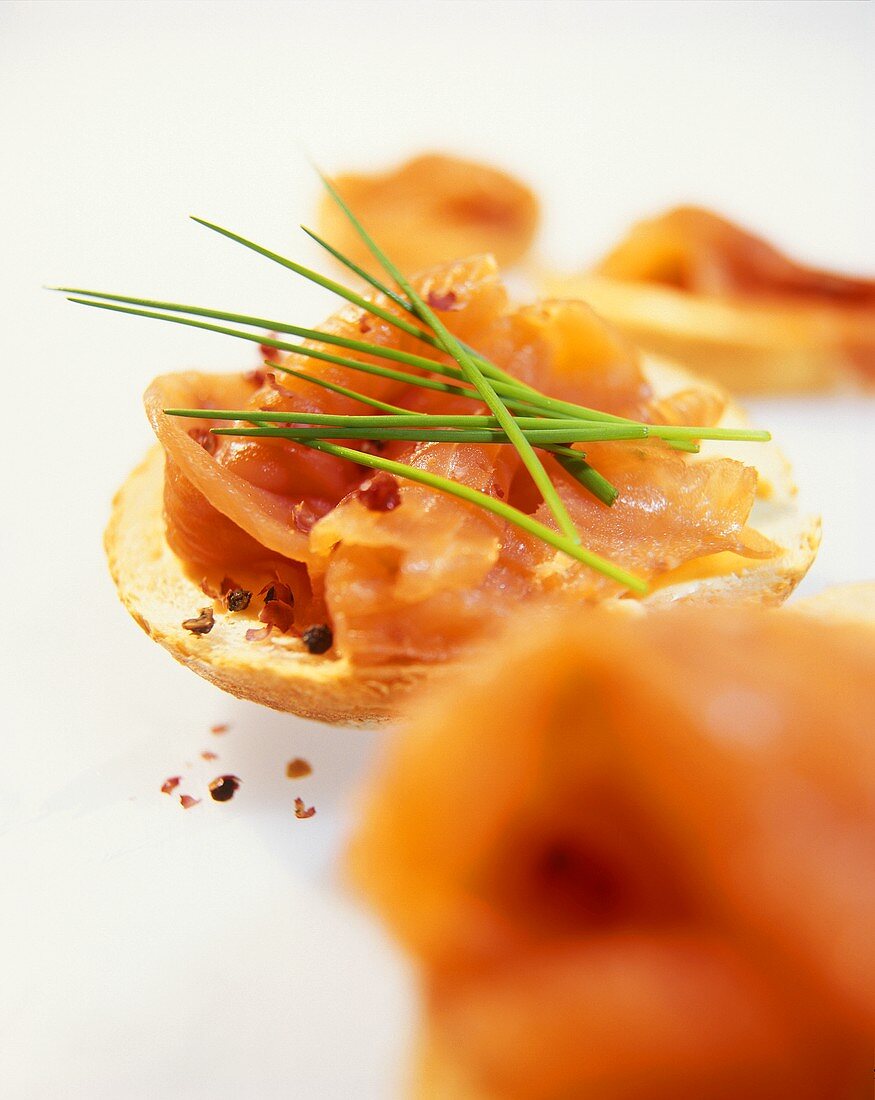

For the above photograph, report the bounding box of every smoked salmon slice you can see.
[349,604,875,1098]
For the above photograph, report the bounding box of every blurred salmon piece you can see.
[545,207,875,392]
[317,153,539,276]
[350,603,875,1097]
[597,206,875,305]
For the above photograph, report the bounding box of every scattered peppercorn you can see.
[357,472,401,512]
[179,794,200,810]
[426,289,460,311]
[294,797,316,819]
[182,607,215,635]
[188,427,218,455]
[161,776,182,795]
[259,337,280,362]
[225,588,252,612]
[259,580,294,605]
[286,757,312,779]
[260,600,294,633]
[208,775,241,802]
[302,624,333,655]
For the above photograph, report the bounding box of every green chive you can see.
[210,426,641,444]
[300,226,409,311]
[165,409,646,434]
[189,216,436,345]
[59,289,768,446]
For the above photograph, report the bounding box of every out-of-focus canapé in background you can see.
[351,597,875,1098]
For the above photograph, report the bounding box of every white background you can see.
[1,2,873,1097]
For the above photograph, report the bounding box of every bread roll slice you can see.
[542,207,875,394]
[541,272,869,394]
[105,354,820,725]
[790,582,875,628]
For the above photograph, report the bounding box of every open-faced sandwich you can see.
[544,206,875,393]
[350,588,875,1098]
[62,180,818,723]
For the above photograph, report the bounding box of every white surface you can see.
[1,2,873,1097]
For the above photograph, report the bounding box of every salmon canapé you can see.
[545,207,875,392]
[349,604,875,1098]
[147,255,785,667]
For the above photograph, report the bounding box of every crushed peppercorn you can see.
[294,797,316,819]
[356,472,401,512]
[161,776,182,795]
[302,624,333,654]
[208,775,241,802]
[225,588,252,612]
[182,607,215,635]
[259,580,295,634]
[259,336,280,362]
[187,426,218,455]
[286,758,312,779]
[260,600,294,633]
[179,794,200,810]
[259,580,293,604]
[426,289,460,311]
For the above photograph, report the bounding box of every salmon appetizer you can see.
[545,206,875,392]
[64,177,817,720]
[349,599,875,1097]
[147,256,797,657]
[317,153,539,277]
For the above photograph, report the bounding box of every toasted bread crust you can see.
[105,353,820,724]
[105,446,456,724]
[542,273,871,393]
